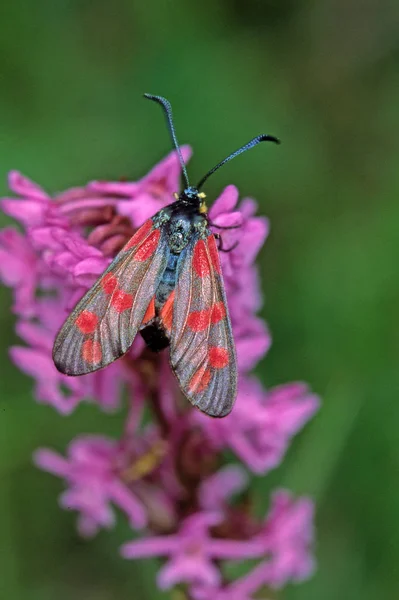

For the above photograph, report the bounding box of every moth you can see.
[53,94,279,417]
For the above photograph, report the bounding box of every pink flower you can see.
[193,378,319,474]
[209,186,271,371]
[34,435,148,537]
[29,225,109,288]
[60,146,192,227]
[191,562,272,600]
[258,489,315,587]
[1,171,56,228]
[0,228,39,317]
[10,315,125,414]
[192,490,315,599]
[198,464,249,512]
[209,187,269,279]
[121,512,263,590]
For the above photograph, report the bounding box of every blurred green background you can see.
[1,1,398,598]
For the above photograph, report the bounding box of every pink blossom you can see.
[0,228,39,317]
[191,561,273,600]
[121,512,263,590]
[258,489,315,587]
[10,316,125,414]
[30,225,109,288]
[34,435,148,537]
[198,464,249,512]
[209,187,269,277]
[60,146,192,227]
[234,316,271,372]
[192,490,315,599]
[1,171,56,228]
[193,378,319,474]
[209,186,271,371]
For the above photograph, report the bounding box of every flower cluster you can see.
[0,148,319,599]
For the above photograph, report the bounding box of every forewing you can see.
[169,233,237,417]
[53,218,169,375]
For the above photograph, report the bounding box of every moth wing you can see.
[169,233,237,417]
[53,218,169,375]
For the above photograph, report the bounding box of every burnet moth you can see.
[53,94,279,417]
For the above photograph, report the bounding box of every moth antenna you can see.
[196,134,280,191]
[144,93,190,189]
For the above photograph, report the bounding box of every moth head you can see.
[178,187,207,213]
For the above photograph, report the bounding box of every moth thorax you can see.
[168,218,192,253]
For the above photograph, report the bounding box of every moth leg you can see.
[209,222,242,231]
[214,233,239,253]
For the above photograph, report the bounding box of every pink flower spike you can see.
[0,152,319,599]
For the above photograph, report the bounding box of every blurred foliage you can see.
[0,0,399,598]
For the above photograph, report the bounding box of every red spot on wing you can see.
[81,339,102,364]
[135,229,161,262]
[187,308,211,332]
[187,302,226,331]
[193,239,211,278]
[102,273,118,294]
[189,366,212,393]
[111,289,134,313]
[207,235,221,274]
[124,220,153,251]
[75,310,99,334]
[160,290,175,332]
[208,346,229,369]
[142,296,156,325]
[211,302,226,324]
